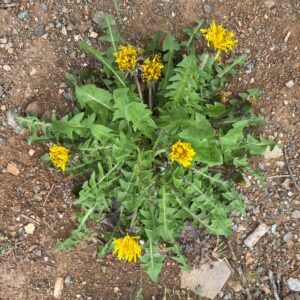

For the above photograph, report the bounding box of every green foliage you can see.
[18,15,274,281]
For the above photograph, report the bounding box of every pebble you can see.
[275,161,285,168]
[291,211,300,219]
[3,65,11,72]
[264,0,275,8]
[285,80,295,88]
[24,223,35,234]
[7,162,20,176]
[33,25,45,37]
[0,138,7,145]
[0,37,8,44]
[54,277,64,299]
[283,232,293,242]
[244,223,269,248]
[17,10,29,20]
[61,26,67,36]
[203,4,212,14]
[89,31,98,38]
[40,1,48,12]
[92,12,103,25]
[64,275,72,288]
[6,109,23,134]
[26,101,43,118]
[29,149,35,156]
[288,278,300,292]
[280,42,287,50]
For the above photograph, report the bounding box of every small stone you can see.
[181,260,231,299]
[6,109,23,134]
[89,31,98,38]
[33,25,44,37]
[288,278,300,292]
[0,138,7,145]
[283,232,293,242]
[92,12,103,25]
[263,146,283,160]
[280,42,287,50]
[291,211,300,219]
[3,65,11,72]
[282,179,291,190]
[54,277,64,299]
[26,101,43,118]
[17,10,29,20]
[29,149,35,156]
[203,4,211,13]
[264,0,275,8]
[40,1,48,12]
[275,161,285,168]
[61,26,67,36]
[24,223,35,234]
[66,23,73,31]
[7,162,20,176]
[244,223,269,248]
[285,80,295,88]
[64,275,72,288]
[30,68,37,76]
[0,37,8,44]
[7,48,14,54]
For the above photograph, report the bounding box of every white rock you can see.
[54,277,64,299]
[89,31,98,38]
[3,64,11,71]
[263,146,283,160]
[287,278,300,292]
[244,223,269,248]
[24,223,35,234]
[7,162,20,176]
[181,260,231,299]
[291,210,300,219]
[264,0,275,8]
[285,80,295,88]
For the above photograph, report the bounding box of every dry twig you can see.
[268,270,281,300]
[20,214,40,226]
[227,240,252,300]
[43,183,56,206]
[0,3,19,9]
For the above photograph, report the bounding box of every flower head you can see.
[114,45,137,71]
[200,21,238,59]
[141,54,164,82]
[112,234,142,263]
[168,140,196,167]
[49,144,70,172]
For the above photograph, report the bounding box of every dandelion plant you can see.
[18,14,274,281]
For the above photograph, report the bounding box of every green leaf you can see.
[179,113,214,146]
[140,230,165,282]
[125,102,156,137]
[75,84,113,111]
[99,13,124,53]
[195,139,223,166]
[159,33,180,92]
[79,40,126,88]
[90,124,114,140]
[145,32,162,53]
[182,18,205,49]
[217,55,246,78]
[113,88,138,121]
[204,102,226,117]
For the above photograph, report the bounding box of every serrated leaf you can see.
[90,124,114,140]
[75,84,113,111]
[125,102,156,137]
[195,139,223,166]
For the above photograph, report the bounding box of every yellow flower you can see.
[49,144,70,172]
[112,234,142,263]
[200,21,238,59]
[141,54,164,82]
[113,45,137,71]
[168,140,196,167]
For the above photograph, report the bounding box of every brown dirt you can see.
[0,0,299,299]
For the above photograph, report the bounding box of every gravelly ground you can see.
[0,0,299,299]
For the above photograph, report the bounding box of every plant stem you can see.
[133,72,144,102]
[148,81,153,110]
